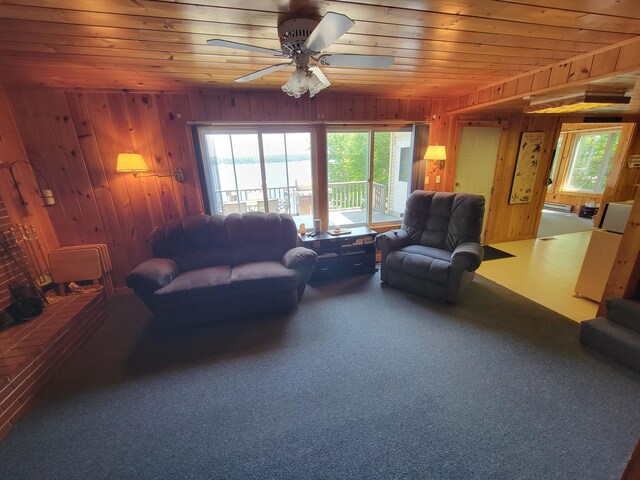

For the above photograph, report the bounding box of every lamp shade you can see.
[116,153,149,172]
[424,145,446,161]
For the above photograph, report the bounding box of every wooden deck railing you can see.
[215,181,387,214]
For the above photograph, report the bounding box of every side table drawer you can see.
[311,257,342,282]
[342,253,375,276]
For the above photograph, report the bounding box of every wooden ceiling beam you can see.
[447,36,640,114]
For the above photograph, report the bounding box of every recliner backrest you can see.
[401,190,484,252]
[149,212,298,271]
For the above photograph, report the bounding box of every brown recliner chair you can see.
[374,190,485,303]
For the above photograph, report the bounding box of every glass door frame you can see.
[194,125,314,218]
[326,124,414,228]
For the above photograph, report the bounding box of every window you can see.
[327,127,414,227]
[548,133,563,189]
[196,127,313,227]
[562,129,621,194]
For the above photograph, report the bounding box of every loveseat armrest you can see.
[282,247,318,270]
[126,258,180,295]
[450,243,484,272]
[282,247,318,300]
[374,229,411,254]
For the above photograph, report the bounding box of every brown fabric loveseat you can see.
[126,212,317,328]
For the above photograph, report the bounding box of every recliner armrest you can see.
[450,243,484,272]
[282,247,318,270]
[374,229,411,254]
[126,258,180,294]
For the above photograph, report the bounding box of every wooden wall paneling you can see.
[597,186,640,316]
[219,94,241,121]
[612,121,640,201]
[517,115,562,239]
[548,62,571,87]
[340,96,355,121]
[386,99,399,120]
[396,99,409,120]
[376,99,389,121]
[477,88,491,104]
[187,92,206,121]
[232,93,251,121]
[44,91,106,245]
[426,99,450,192]
[591,49,620,77]
[352,96,366,120]
[262,95,278,122]
[248,95,264,120]
[567,56,594,82]
[120,93,167,229]
[135,93,180,220]
[0,88,58,256]
[364,97,377,120]
[482,115,521,241]
[63,91,128,283]
[81,91,139,283]
[202,94,222,120]
[275,95,293,122]
[12,90,85,246]
[159,93,203,216]
[104,93,155,263]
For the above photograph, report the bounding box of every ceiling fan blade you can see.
[309,66,331,86]
[235,62,292,83]
[318,54,394,69]
[302,12,355,54]
[206,39,283,57]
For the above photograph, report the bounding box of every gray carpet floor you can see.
[0,274,639,480]
[537,209,594,238]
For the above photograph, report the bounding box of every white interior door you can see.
[454,126,502,240]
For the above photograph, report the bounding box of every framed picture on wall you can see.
[509,131,545,204]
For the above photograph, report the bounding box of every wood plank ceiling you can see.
[0,0,639,97]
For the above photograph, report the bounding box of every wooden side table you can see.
[299,227,377,282]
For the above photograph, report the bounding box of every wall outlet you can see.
[436,175,441,184]
[425,176,429,184]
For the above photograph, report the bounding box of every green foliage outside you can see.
[566,131,620,193]
[327,132,391,185]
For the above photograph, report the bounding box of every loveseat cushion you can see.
[226,213,298,265]
[150,215,231,271]
[155,265,231,298]
[386,246,450,283]
[230,261,299,293]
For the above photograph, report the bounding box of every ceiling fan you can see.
[206,12,395,98]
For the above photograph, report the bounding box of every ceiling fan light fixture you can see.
[281,67,330,98]
[281,67,309,98]
[308,71,330,98]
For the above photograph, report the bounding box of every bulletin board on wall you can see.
[509,131,546,204]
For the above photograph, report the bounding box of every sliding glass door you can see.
[196,127,313,227]
[327,127,413,227]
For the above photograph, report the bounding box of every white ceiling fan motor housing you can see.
[278,18,319,57]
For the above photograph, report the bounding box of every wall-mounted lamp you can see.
[424,145,446,169]
[116,153,185,183]
[0,161,55,207]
